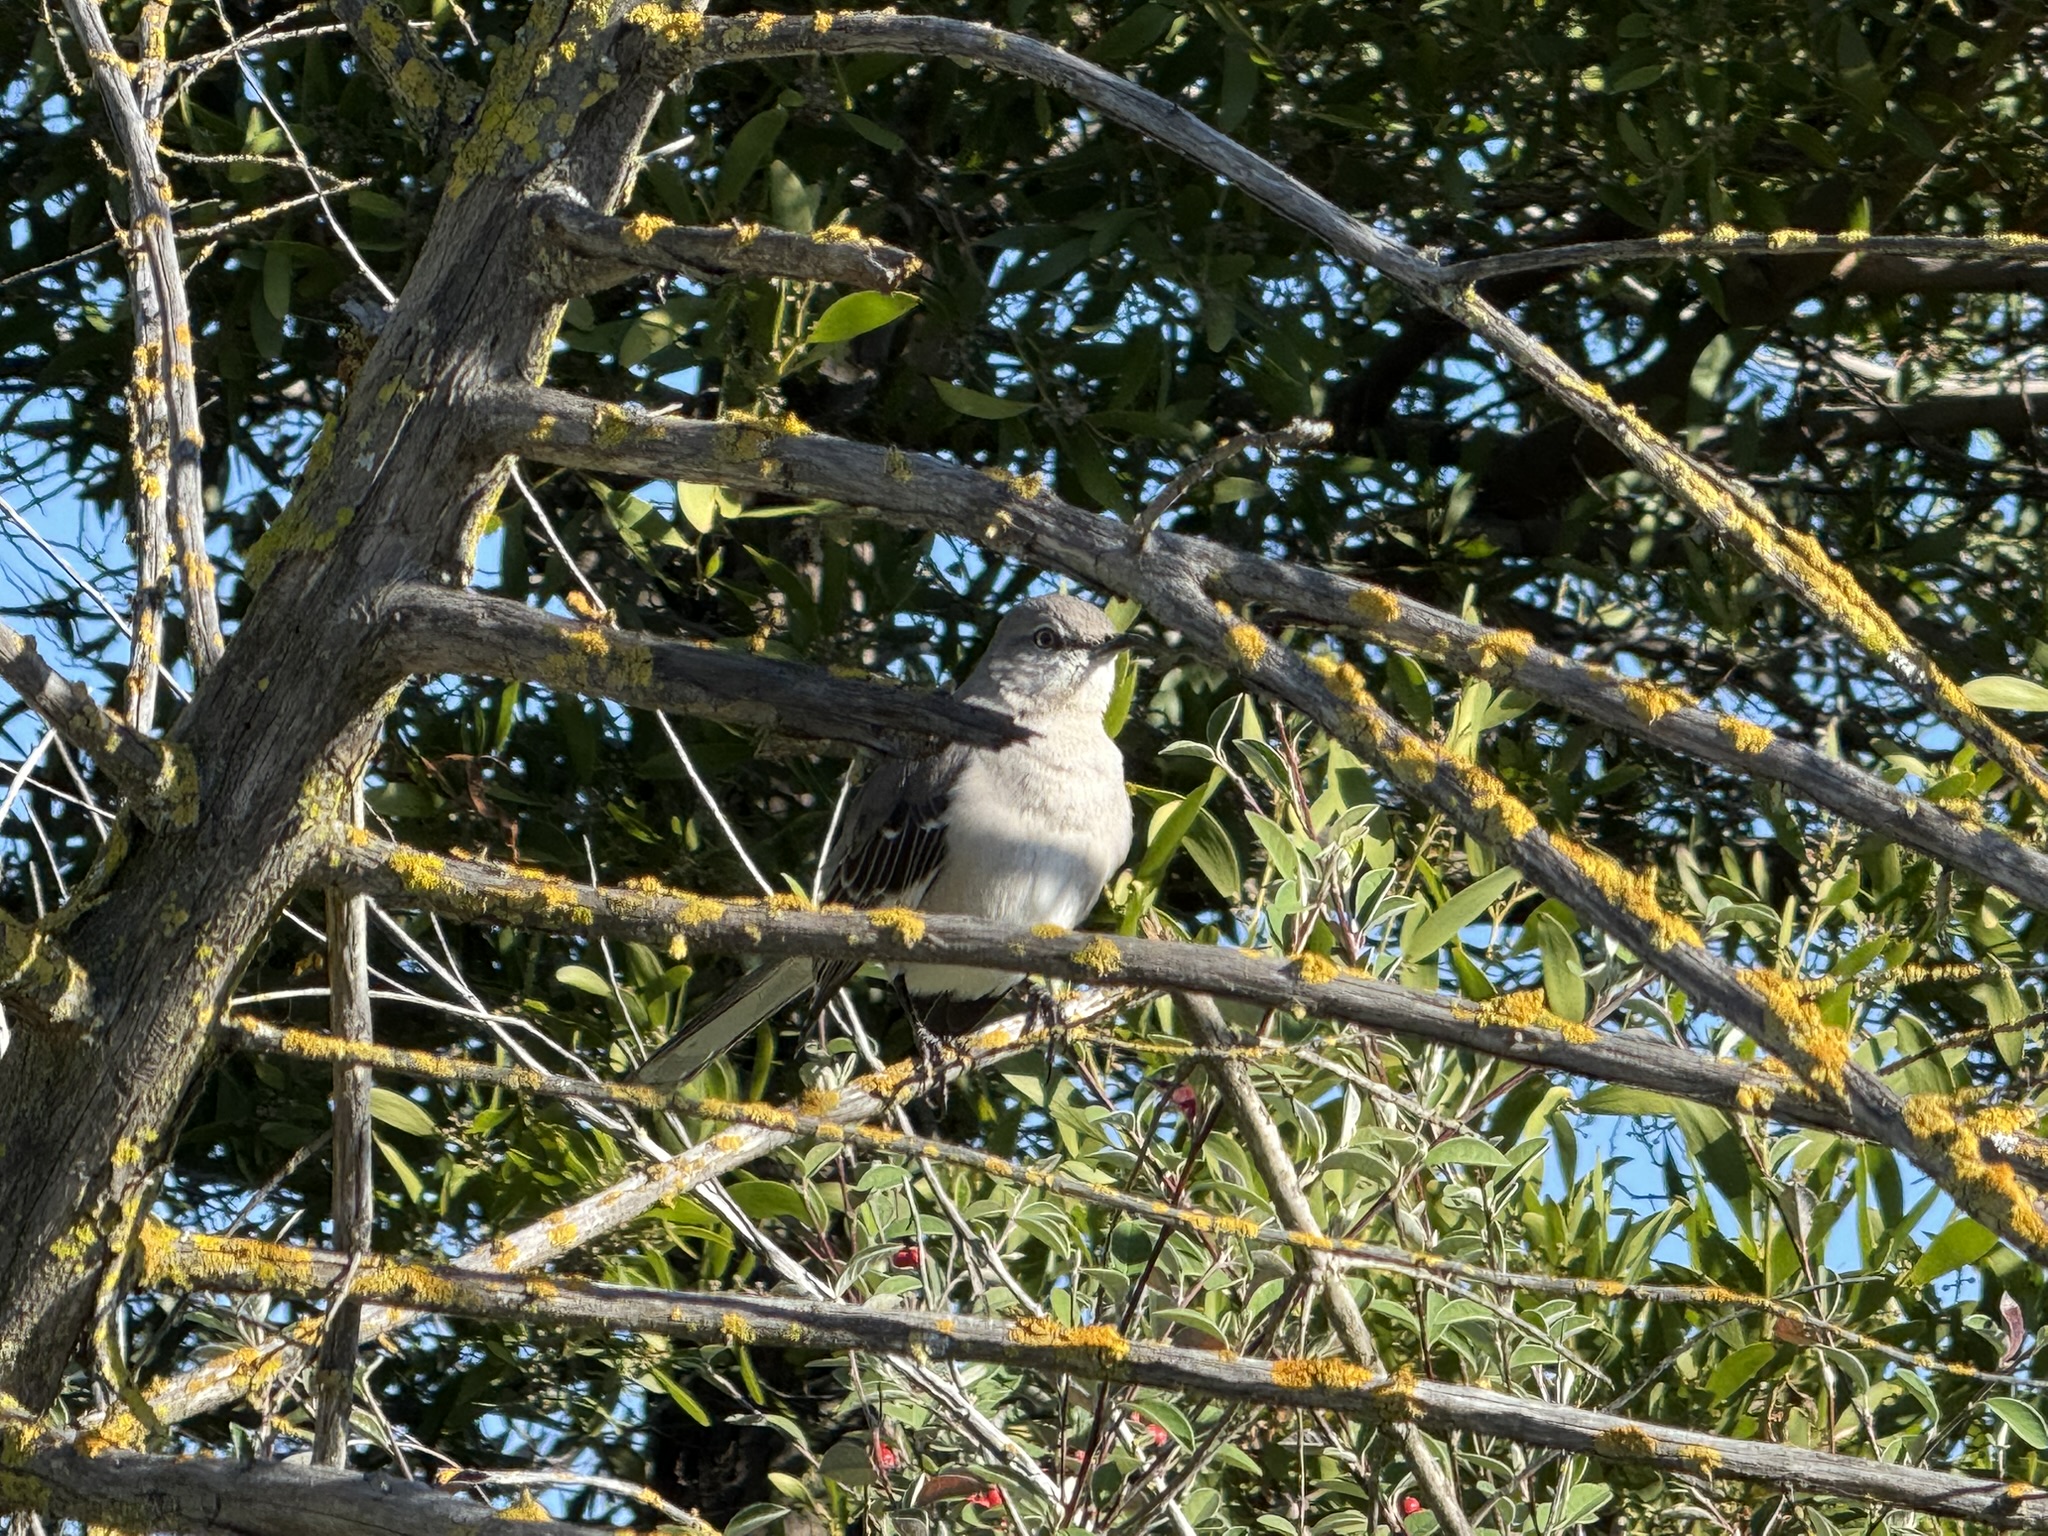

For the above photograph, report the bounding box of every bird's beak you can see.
[1095,631,1156,658]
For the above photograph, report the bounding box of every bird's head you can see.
[967,592,1143,718]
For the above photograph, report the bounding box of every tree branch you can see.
[1801,382,2048,444]
[535,192,922,294]
[1438,228,2048,288]
[223,1012,2018,1392]
[139,1224,2048,1530]
[59,0,224,674]
[0,1434,595,1535]
[0,619,194,827]
[372,581,1026,755]
[654,6,2048,812]
[329,0,480,149]
[1206,556,2048,915]
[132,995,1104,1429]
[1177,991,1474,1536]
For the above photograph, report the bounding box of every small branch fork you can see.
[131,1222,2048,1531]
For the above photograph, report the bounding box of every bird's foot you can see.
[910,1017,971,1105]
[1027,982,1070,1050]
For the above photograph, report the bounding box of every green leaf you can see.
[1555,1481,1613,1526]
[1181,807,1242,901]
[1962,675,2048,712]
[1991,1397,2048,1449]
[1406,867,1519,959]
[1134,769,1223,884]
[556,963,614,998]
[715,107,787,206]
[724,1505,788,1536]
[261,244,292,320]
[1605,62,1669,92]
[1704,1341,1777,1402]
[369,1087,438,1138]
[803,291,919,347]
[1424,1135,1510,1169]
[930,377,1036,419]
[373,1134,425,1203]
[1906,1217,1998,1287]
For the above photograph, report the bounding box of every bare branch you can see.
[139,1224,2048,1530]
[536,192,922,295]
[1438,228,2048,287]
[313,789,372,1468]
[133,997,1098,1428]
[0,1435,597,1535]
[372,582,1026,755]
[659,6,2048,813]
[1800,382,2048,444]
[58,0,225,674]
[1208,556,2048,915]
[0,620,193,827]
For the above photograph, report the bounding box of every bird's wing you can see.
[806,745,971,1010]
[824,746,970,908]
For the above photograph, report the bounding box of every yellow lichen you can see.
[1345,586,1400,628]
[1270,1355,1376,1391]
[796,1088,839,1116]
[1030,922,1067,939]
[1295,952,1343,986]
[624,3,704,44]
[1592,1424,1660,1458]
[1618,677,1692,724]
[1072,936,1123,976]
[1767,228,1818,249]
[591,401,634,448]
[720,1312,756,1344]
[869,907,926,945]
[1733,1082,1776,1116]
[1717,714,1774,754]
[1007,1317,1130,1361]
[1739,969,1849,1093]
[621,211,671,245]
[1224,621,1268,668]
[495,1493,553,1522]
[388,848,449,891]
[1678,1443,1722,1474]
[767,891,812,912]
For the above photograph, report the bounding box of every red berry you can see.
[1130,1411,1169,1446]
[968,1487,1004,1509]
[1168,1085,1199,1118]
[873,1437,901,1472]
[891,1243,921,1270]
[1400,1495,1424,1517]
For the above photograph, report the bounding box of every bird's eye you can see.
[1033,626,1059,650]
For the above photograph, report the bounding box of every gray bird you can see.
[634,592,1139,1085]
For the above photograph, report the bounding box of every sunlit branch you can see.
[0,620,192,826]
[1440,228,2048,287]
[58,0,224,673]
[329,0,480,147]
[663,5,2048,816]
[536,192,921,294]
[1208,554,2048,914]
[140,1223,2048,1531]
[374,582,1026,755]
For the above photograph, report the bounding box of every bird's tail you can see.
[631,958,812,1085]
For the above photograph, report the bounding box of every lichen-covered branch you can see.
[0,1431,594,1535]
[374,581,1025,755]
[536,192,920,294]
[489,384,2048,1268]
[0,620,193,827]
[133,997,1096,1429]
[660,6,2048,810]
[224,1013,2011,1390]
[1440,227,2048,287]
[329,0,480,148]
[58,0,223,674]
[137,1224,2048,1530]
[1209,554,2048,913]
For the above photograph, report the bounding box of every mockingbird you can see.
[634,592,1139,1085]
